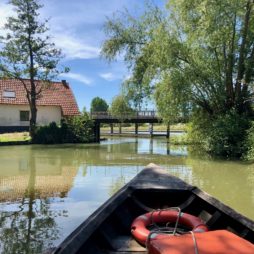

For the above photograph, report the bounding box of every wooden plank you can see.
[179,194,196,210]
[192,188,254,230]
[111,236,146,252]
[129,164,193,191]
[206,211,222,228]
[108,252,146,254]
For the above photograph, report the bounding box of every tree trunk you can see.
[235,0,252,101]
[29,81,37,139]
[27,0,37,140]
[29,101,37,139]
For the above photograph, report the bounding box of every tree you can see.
[90,97,109,112]
[102,1,254,157]
[110,95,133,119]
[0,0,67,138]
[110,95,134,133]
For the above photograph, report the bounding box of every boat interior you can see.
[75,188,254,254]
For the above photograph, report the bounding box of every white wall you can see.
[0,104,62,126]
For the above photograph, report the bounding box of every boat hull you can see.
[53,164,254,254]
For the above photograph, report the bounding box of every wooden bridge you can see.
[91,111,169,142]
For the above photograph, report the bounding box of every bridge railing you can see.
[91,110,158,119]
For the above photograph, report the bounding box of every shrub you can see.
[33,122,62,144]
[33,113,94,144]
[62,114,94,143]
[242,122,254,161]
[188,110,251,158]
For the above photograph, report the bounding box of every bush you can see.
[33,114,94,144]
[61,113,94,143]
[188,110,251,158]
[242,122,254,161]
[33,122,62,144]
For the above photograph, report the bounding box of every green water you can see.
[0,137,253,253]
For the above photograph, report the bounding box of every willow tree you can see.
[0,0,67,138]
[110,95,134,134]
[102,0,254,157]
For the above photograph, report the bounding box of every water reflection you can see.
[0,138,253,253]
[0,150,67,254]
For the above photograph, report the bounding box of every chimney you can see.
[62,80,69,88]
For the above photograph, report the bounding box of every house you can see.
[0,79,80,132]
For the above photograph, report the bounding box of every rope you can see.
[190,231,199,254]
[149,207,182,235]
[146,207,199,254]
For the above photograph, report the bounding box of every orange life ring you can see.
[131,210,208,246]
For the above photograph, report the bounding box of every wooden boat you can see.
[52,164,254,254]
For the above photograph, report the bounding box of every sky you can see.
[0,0,166,111]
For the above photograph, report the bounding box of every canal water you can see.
[0,137,253,253]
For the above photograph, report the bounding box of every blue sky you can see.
[0,0,166,111]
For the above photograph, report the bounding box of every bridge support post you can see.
[110,124,114,134]
[135,123,138,135]
[119,123,122,134]
[149,123,153,137]
[166,123,170,139]
[94,122,100,142]
[149,138,153,154]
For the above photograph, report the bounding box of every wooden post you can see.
[135,123,138,135]
[149,138,153,154]
[119,123,122,134]
[94,122,100,142]
[149,123,153,137]
[110,124,113,135]
[167,141,170,155]
[135,137,138,153]
[166,122,170,139]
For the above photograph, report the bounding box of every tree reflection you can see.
[0,152,65,254]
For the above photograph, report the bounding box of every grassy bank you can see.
[101,123,187,132]
[0,132,31,142]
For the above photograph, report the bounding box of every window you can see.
[3,90,16,98]
[20,111,29,121]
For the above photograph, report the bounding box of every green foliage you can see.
[169,134,190,145]
[188,110,251,158]
[242,122,254,161]
[90,97,109,112]
[110,95,134,120]
[62,113,94,143]
[33,122,61,144]
[0,0,68,137]
[33,114,94,144]
[155,74,191,124]
[102,0,254,158]
[0,0,64,81]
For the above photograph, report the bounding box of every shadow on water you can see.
[0,137,253,253]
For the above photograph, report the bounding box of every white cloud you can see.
[60,72,92,86]
[54,34,100,60]
[0,3,14,36]
[99,72,118,81]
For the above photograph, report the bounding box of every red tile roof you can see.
[0,79,80,116]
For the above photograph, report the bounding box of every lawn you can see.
[0,132,31,142]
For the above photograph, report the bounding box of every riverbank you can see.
[100,123,187,132]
